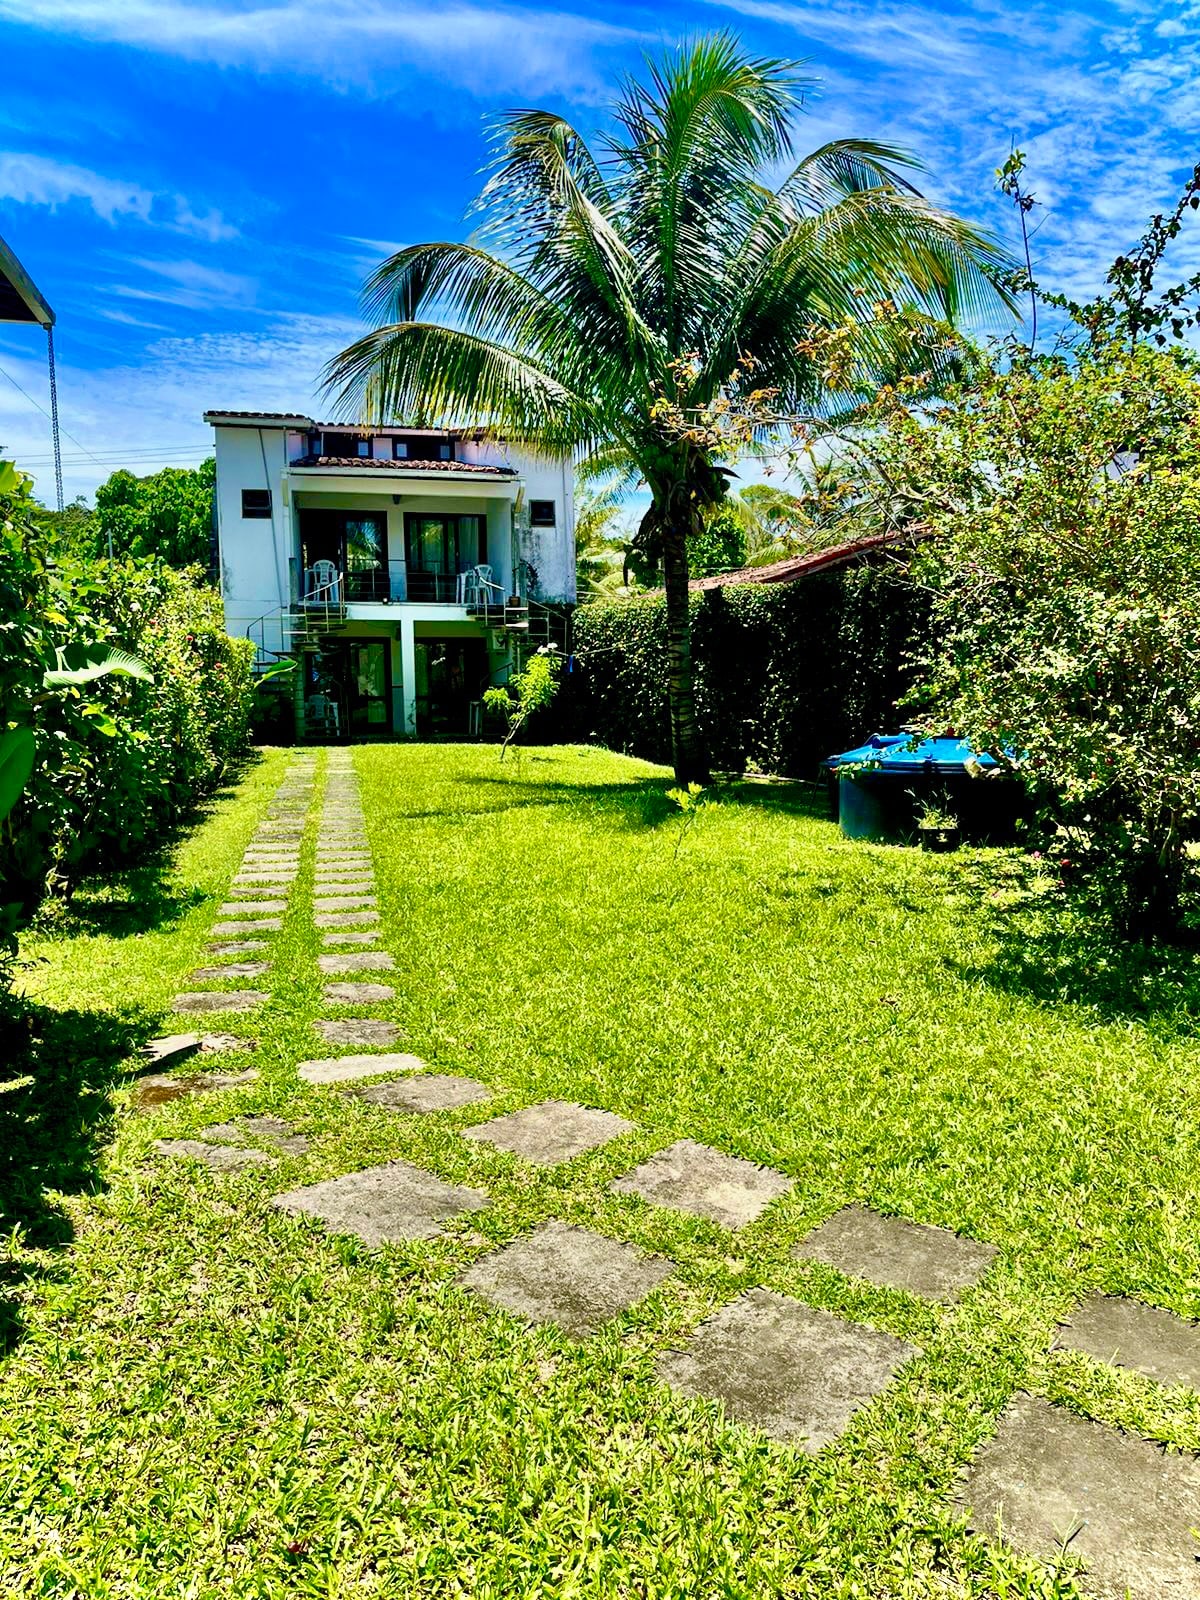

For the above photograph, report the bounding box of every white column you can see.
[399,614,417,737]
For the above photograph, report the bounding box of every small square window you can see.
[242,488,272,519]
[392,438,409,459]
[529,499,556,527]
[435,441,452,461]
[355,438,372,458]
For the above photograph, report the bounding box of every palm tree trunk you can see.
[660,521,709,785]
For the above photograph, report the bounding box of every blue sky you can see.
[0,0,1196,504]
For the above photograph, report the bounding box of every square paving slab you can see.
[318,952,395,973]
[213,918,282,935]
[134,1068,258,1109]
[207,939,269,956]
[960,1393,1200,1599]
[313,1018,400,1047]
[793,1205,998,1301]
[314,895,377,911]
[142,1032,200,1065]
[154,1138,275,1172]
[313,882,376,897]
[315,910,380,927]
[173,990,267,1014]
[1055,1294,1200,1390]
[322,981,395,1004]
[460,1221,674,1338]
[298,1051,426,1085]
[462,1100,636,1165]
[191,962,270,980]
[656,1288,918,1450]
[219,899,288,915]
[611,1139,793,1230]
[273,1159,488,1244]
[357,1075,491,1113]
[198,1115,308,1156]
[322,930,382,946]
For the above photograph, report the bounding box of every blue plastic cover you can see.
[826,732,1002,775]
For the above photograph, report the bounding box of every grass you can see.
[3,742,1200,1598]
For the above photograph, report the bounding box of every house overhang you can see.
[0,231,54,326]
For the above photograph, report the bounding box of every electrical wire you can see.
[0,358,105,467]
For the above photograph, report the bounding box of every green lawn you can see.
[3,744,1200,1598]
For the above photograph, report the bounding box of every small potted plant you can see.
[915,799,961,852]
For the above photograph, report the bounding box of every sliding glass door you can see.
[403,514,486,601]
[300,510,388,601]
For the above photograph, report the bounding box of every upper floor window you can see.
[394,435,453,461]
[529,499,556,526]
[241,488,272,519]
[323,432,373,458]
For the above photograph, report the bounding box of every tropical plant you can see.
[325,34,1012,782]
[483,647,562,758]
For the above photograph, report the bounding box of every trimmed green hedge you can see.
[567,564,928,776]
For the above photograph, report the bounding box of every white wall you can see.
[214,424,291,653]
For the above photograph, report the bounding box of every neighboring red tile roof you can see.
[688,528,930,590]
[290,454,515,475]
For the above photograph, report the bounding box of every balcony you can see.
[299,560,508,608]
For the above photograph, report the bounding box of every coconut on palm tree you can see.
[325,34,1012,783]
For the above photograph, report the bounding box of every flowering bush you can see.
[866,344,1200,940]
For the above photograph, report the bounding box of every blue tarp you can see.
[826,732,1003,776]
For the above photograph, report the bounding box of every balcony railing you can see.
[299,559,506,607]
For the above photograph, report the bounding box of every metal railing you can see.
[298,560,507,606]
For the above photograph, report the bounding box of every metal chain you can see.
[45,323,63,512]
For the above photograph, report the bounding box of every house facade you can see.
[206,411,575,740]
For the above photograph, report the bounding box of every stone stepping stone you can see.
[198,1115,308,1156]
[322,931,382,947]
[142,1032,201,1066]
[154,1137,275,1172]
[315,910,380,927]
[314,895,377,912]
[208,939,270,956]
[657,1288,918,1451]
[173,990,267,1014]
[463,1100,636,1166]
[357,1075,491,1113]
[960,1393,1200,1599]
[793,1206,998,1301]
[460,1221,673,1339]
[273,1159,488,1245]
[1055,1293,1200,1390]
[197,1033,255,1054]
[298,1051,426,1086]
[213,918,282,935]
[191,961,270,981]
[233,872,297,885]
[134,1067,259,1110]
[611,1139,793,1230]
[314,1018,399,1047]
[313,882,376,897]
[323,981,395,1004]
[318,951,395,974]
[219,899,288,915]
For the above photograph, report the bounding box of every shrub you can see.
[0,460,253,945]
[568,564,926,777]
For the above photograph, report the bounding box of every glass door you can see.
[345,640,391,735]
[404,514,486,601]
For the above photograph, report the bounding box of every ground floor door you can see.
[308,639,392,738]
[414,638,489,738]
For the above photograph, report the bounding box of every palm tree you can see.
[325,34,1012,782]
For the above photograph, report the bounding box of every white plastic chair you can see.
[462,564,497,607]
[309,559,340,603]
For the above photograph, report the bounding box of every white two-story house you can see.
[206,411,575,740]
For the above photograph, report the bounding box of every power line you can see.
[0,358,104,467]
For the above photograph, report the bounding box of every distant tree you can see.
[94,458,215,569]
[688,506,746,576]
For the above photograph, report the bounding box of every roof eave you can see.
[0,231,54,326]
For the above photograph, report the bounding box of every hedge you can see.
[1,464,255,940]
[565,563,928,777]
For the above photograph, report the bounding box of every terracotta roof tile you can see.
[290,454,515,476]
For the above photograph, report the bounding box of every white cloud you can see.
[112,256,257,310]
[0,0,647,100]
[0,151,238,239]
[0,311,360,502]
